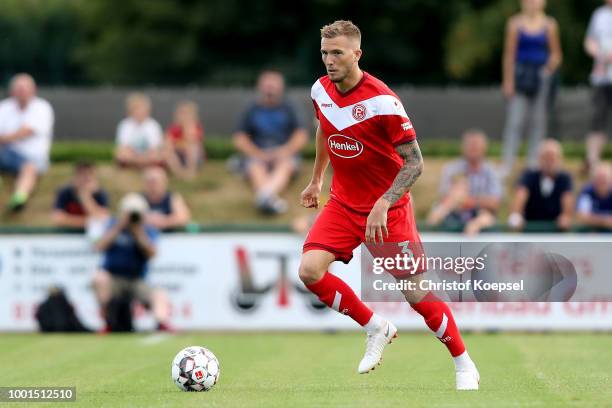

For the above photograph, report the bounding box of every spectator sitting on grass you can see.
[0,73,54,213]
[142,166,191,232]
[508,139,574,231]
[92,193,171,332]
[426,129,502,235]
[232,70,308,215]
[164,100,204,180]
[576,162,612,231]
[114,93,163,168]
[51,161,109,229]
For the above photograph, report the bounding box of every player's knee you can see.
[403,288,430,304]
[298,260,324,286]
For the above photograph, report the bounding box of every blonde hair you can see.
[175,100,199,121]
[320,20,361,42]
[125,92,151,113]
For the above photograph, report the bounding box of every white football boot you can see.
[455,364,480,390]
[358,320,398,374]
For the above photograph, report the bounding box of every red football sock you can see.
[306,272,373,326]
[411,292,466,357]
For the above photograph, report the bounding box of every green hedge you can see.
[50,138,612,163]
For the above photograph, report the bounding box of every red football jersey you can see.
[311,72,417,214]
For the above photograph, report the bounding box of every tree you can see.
[0,0,82,85]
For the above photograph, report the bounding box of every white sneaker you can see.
[456,365,480,390]
[358,321,397,374]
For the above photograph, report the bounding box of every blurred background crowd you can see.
[2,0,612,332]
[1,0,611,236]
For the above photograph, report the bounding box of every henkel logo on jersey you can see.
[328,134,364,159]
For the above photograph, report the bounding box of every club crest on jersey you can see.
[328,134,364,159]
[351,104,367,121]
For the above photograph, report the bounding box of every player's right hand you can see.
[300,182,322,209]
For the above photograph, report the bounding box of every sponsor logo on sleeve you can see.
[328,134,364,158]
[401,122,413,131]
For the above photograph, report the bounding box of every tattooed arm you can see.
[382,140,424,205]
[365,140,424,244]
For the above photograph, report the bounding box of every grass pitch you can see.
[0,332,610,407]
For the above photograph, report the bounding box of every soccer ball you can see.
[171,346,220,392]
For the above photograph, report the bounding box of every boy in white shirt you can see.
[114,93,163,168]
[0,73,54,212]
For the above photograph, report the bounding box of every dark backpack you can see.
[104,291,134,332]
[35,287,91,332]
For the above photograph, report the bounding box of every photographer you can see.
[92,193,171,332]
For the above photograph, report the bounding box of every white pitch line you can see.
[140,333,171,346]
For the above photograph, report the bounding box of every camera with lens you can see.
[129,211,142,224]
[119,193,149,226]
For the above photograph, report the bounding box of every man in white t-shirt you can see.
[584,0,612,172]
[114,93,163,168]
[0,73,54,212]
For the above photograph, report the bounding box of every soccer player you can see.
[299,20,480,390]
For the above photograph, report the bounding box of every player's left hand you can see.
[366,198,390,244]
[300,181,322,209]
